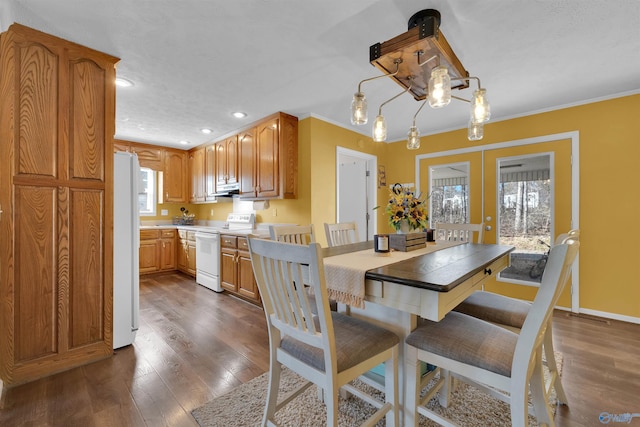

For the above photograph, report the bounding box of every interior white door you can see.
[337,148,376,242]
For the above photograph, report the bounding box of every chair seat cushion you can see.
[454,291,530,329]
[280,312,399,373]
[405,311,518,377]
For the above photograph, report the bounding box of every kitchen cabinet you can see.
[189,146,206,203]
[139,229,176,274]
[215,136,238,188]
[0,23,118,387]
[205,144,217,201]
[164,149,188,203]
[220,235,260,304]
[238,112,298,199]
[177,229,196,277]
[238,128,256,197]
[113,140,164,170]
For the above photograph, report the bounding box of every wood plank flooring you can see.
[1,272,638,426]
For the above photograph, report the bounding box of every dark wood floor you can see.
[1,272,638,426]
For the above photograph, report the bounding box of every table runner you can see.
[323,241,461,308]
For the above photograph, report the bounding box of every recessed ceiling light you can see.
[115,77,134,87]
[179,140,190,145]
[232,111,247,119]
[200,128,213,134]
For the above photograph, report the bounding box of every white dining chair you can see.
[269,224,315,245]
[248,238,400,426]
[453,229,580,405]
[324,222,358,247]
[434,222,484,243]
[404,239,579,427]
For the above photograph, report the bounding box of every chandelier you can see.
[350,9,490,149]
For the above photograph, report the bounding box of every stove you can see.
[225,212,256,230]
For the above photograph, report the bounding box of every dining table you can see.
[320,239,515,426]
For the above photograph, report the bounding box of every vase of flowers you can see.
[382,183,428,233]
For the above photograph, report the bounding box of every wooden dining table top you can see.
[322,241,514,293]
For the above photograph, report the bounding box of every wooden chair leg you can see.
[263,362,281,426]
[544,323,569,405]
[530,350,554,426]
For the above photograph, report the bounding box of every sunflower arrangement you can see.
[384,183,428,231]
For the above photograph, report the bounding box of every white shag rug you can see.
[192,355,562,427]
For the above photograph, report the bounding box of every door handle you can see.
[485,225,492,231]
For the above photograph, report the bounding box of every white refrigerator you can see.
[113,152,140,349]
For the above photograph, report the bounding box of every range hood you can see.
[214,182,240,197]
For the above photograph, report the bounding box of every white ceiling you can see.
[3,0,640,149]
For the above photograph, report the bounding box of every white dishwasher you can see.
[195,231,222,292]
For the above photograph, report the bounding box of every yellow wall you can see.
[377,94,640,320]
[142,94,640,320]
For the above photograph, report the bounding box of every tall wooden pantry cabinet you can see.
[0,24,118,390]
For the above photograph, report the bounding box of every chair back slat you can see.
[324,222,358,247]
[435,223,484,243]
[249,238,331,350]
[269,225,315,245]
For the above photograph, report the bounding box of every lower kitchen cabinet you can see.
[139,229,176,274]
[220,234,260,304]
[177,229,196,276]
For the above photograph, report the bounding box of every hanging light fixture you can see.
[372,79,413,142]
[470,88,490,123]
[407,99,428,150]
[352,9,491,147]
[350,59,402,125]
[468,121,484,141]
[428,66,451,108]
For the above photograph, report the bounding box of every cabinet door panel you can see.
[70,59,105,181]
[140,240,159,273]
[164,150,187,202]
[220,249,237,292]
[15,186,57,361]
[205,145,216,200]
[70,189,105,348]
[160,239,176,271]
[256,119,279,198]
[239,129,256,197]
[17,43,58,178]
[238,250,259,301]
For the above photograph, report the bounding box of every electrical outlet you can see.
[272,208,277,217]
[161,209,168,216]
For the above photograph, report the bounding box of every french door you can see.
[418,132,578,311]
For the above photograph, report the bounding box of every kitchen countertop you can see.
[139,224,269,238]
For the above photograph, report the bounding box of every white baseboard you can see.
[554,305,640,325]
[578,308,640,325]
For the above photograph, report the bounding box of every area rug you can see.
[192,354,562,427]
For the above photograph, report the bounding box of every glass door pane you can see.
[496,154,552,283]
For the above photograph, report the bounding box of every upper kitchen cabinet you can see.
[215,136,238,189]
[163,148,188,203]
[0,24,118,387]
[205,144,217,201]
[238,128,256,197]
[189,146,206,203]
[114,140,164,170]
[239,112,298,200]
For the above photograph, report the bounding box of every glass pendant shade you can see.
[428,66,451,108]
[471,88,490,123]
[372,114,387,142]
[468,121,483,141]
[407,125,421,149]
[351,92,368,125]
